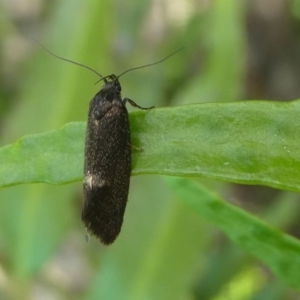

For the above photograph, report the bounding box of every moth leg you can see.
[131,143,143,152]
[123,98,154,110]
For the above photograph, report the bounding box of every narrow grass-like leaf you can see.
[167,177,300,291]
[1,100,300,191]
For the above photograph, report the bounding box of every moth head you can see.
[102,74,121,93]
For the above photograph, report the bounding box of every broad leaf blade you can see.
[1,100,300,192]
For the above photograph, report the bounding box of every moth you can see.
[33,38,182,244]
[82,74,153,244]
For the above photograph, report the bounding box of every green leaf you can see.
[0,122,85,187]
[166,177,300,292]
[1,100,300,192]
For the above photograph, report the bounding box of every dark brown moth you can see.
[82,74,153,244]
[32,37,183,245]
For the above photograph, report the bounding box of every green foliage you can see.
[168,178,300,291]
[1,0,300,299]
[1,99,300,295]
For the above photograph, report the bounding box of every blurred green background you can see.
[1,0,300,299]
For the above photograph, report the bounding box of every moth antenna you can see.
[31,37,103,78]
[94,75,111,85]
[117,47,185,79]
